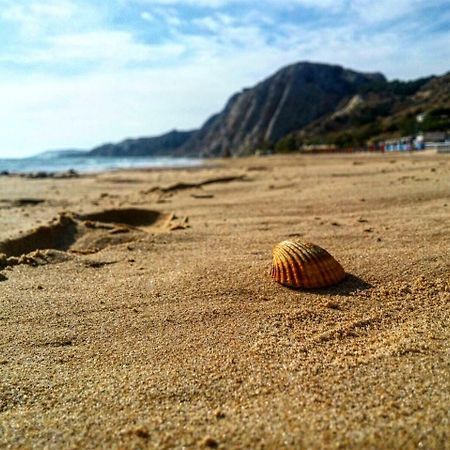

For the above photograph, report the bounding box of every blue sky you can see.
[0,0,449,157]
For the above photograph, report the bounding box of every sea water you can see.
[0,155,203,174]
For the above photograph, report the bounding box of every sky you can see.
[0,0,449,158]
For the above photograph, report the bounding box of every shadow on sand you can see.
[315,274,373,296]
[286,274,373,296]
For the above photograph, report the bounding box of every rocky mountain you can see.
[87,62,449,157]
[181,62,386,156]
[89,130,195,157]
[276,72,450,150]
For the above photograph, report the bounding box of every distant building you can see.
[419,131,447,142]
[383,136,418,151]
[383,131,449,152]
[302,144,337,152]
[435,142,450,153]
[418,131,450,152]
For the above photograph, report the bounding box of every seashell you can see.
[271,240,346,288]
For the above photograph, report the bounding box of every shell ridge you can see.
[277,249,289,284]
[320,253,344,286]
[278,244,300,287]
[271,248,282,281]
[282,242,305,287]
[317,255,335,286]
[271,240,345,289]
[286,241,316,287]
[293,242,313,261]
[292,241,325,288]
[306,243,342,287]
[284,241,310,287]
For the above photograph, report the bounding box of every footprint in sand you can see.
[0,208,187,262]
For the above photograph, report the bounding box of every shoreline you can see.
[0,148,442,178]
[0,156,205,177]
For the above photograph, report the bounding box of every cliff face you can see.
[282,72,449,148]
[181,62,386,156]
[89,130,195,157]
[86,62,448,157]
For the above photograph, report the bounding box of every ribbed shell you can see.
[271,240,346,288]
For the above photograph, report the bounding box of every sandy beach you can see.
[0,153,449,449]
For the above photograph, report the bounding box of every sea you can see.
[0,155,203,174]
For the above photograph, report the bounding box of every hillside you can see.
[89,130,195,157]
[276,72,450,150]
[181,62,386,156]
[87,62,449,157]
[35,149,87,158]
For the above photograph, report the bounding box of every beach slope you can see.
[0,154,449,449]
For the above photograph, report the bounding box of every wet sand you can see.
[0,153,449,449]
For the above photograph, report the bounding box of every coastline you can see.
[1,153,449,448]
[0,155,204,176]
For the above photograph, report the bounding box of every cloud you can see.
[0,0,78,36]
[140,11,155,21]
[155,8,183,27]
[0,30,185,68]
[0,0,448,156]
[131,0,234,6]
[132,0,339,8]
[192,13,235,32]
[1,0,76,21]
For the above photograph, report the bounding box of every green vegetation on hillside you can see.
[421,107,450,131]
[273,74,449,152]
[358,76,433,97]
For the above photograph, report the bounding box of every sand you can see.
[0,153,449,449]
